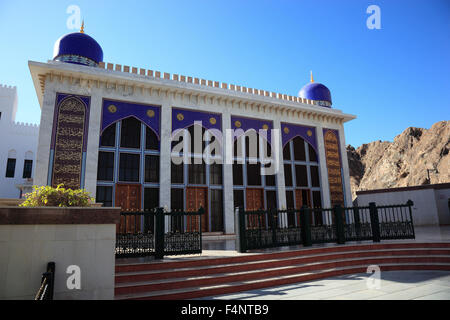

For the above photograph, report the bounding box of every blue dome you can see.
[53,32,103,67]
[298,82,332,107]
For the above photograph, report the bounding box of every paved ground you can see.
[201,270,450,300]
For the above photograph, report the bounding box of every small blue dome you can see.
[53,32,103,67]
[299,82,332,107]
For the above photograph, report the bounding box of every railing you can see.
[34,262,55,300]
[115,207,204,259]
[236,200,415,253]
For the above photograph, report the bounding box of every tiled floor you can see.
[201,270,450,300]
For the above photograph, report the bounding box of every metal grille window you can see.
[171,163,184,184]
[96,186,113,207]
[293,137,306,161]
[145,127,159,151]
[120,117,141,149]
[188,162,206,185]
[5,158,16,178]
[295,165,308,187]
[171,188,184,210]
[97,152,114,181]
[22,159,33,179]
[247,162,262,186]
[233,164,243,185]
[210,189,223,232]
[233,189,244,208]
[210,163,223,185]
[145,155,160,183]
[100,125,116,147]
[119,153,140,182]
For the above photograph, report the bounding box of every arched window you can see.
[100,124,116,147]
[170,123,224,233]
[120,117,141,149]
[232,131,277,211]
[145,126,159,151]
[283,136,322,226]
[96,117,160,212]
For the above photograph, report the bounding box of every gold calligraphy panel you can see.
[324,130,344,206]
[52,97,86,190]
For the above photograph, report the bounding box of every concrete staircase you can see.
[114,242,450,300]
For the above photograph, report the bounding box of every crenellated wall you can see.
[0,84,18,122]
[0,84,39,198]
[98,61,319,107]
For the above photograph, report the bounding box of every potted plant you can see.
[20,184,96,207]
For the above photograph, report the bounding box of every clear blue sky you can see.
[0,0,449,147]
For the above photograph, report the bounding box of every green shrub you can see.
[20,184,95,207]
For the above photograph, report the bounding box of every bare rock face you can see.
[347,120,449,199]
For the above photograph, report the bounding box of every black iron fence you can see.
[115,207,204,259]
[34,262,55,300]
[236,200,415,253]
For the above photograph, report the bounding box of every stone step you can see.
[115,242,450,273]
[115,263,450,300]
[114,242,450,300]
[114,255,450,296]
[115,248,450,284]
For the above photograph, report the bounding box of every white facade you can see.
[29,60,356,234]
[356,184,450,226]
[0,85,39,198]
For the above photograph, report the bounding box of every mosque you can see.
[29,25,356,234]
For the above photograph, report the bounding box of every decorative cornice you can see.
[28,60,356,124]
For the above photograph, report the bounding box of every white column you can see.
[222,109,234,234]
[34,80,57,187]
[273,119,287,227]
[316,125,331,208]
[338,124,353,208]
[83,91,102,197]
[159,103,172,211]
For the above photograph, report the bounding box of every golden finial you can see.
[310,70,314,83]
[80,20,85,33]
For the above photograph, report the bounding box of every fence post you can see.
[47,262,55,300]
[334,205,346,244]
[406,199,415,239]
[353,206,361,238]
[369,202,381,243]
[235,207,247,253]
[154,207,165,259]
[300,205,312,247]
[271,208,278,247]
[198,206,205,249]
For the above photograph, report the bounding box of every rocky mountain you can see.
[347,120,449,199]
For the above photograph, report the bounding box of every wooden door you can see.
[295,189,311,225]
[186,187,208,232]
[246,188,264,210]
[246,188,264,228]
[115,184,142,233]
